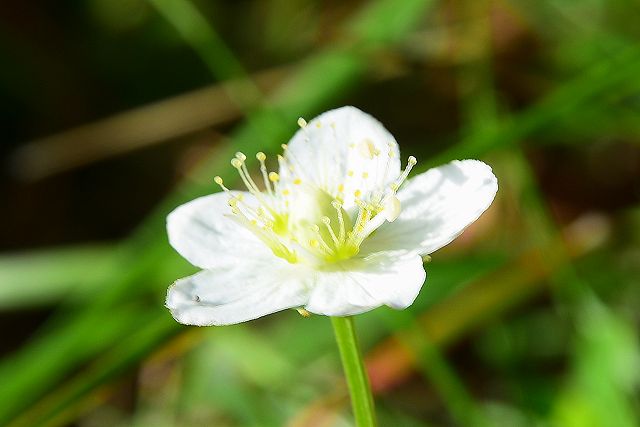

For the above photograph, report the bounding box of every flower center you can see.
[213,121,417,266]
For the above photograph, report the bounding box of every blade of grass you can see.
[0,245,119,308]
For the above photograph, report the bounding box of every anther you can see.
[268,172,280,182]
[235,152,247,161]
[231,158,243,169]
[297,117,307,128]
[296,308,312,317]
[256,152,266,162]
[214,176,230,192]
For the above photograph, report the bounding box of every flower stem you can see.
[331,316,377,426]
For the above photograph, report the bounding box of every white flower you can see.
[166,106,497,325]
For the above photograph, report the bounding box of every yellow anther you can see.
[309,239,319,248]
[228,198,238,207]
[213,176,224,185]
[231,158,243,169]
[268,172,280,182]
[296,308,312,317]
[256,152,266,162]
[331,200,342,209]
[347,170,354,177]
[408,155,417,165]
[354,189,362,198]
[338,184,345,193]
[362,172,369,179]
[235,152,247,161]
[310,224,320,233]
[282,189,290,196]
[297,117,307,128]
[321,216,330,225]
[315,121,322,128]
[281,144,288,150]
[293,178,302,185]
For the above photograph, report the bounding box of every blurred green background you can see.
[1,0,639,426]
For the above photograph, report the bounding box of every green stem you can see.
[331,316,377,426]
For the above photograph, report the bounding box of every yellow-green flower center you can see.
[214,138,416,266]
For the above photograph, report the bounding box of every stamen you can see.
[392,156,417,192]
[310,224,334,255]
[231,157,260,195]
[213,176,230,192]
[256,152,273,196]
[332,200,346,243]
[297,117,307,128]
[239,157,262,195]
[321,216,340,246]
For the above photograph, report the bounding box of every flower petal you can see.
[167,192,271,269]
[282,106,401,209]
[361,160,498,256]
[305,252,426,316]
[166,257,309,326]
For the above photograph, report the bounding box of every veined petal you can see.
[361,160,498,256]
[166,257,309,326]
[167,192,271,269]
[305,252,426,316]
[282,106,401,209]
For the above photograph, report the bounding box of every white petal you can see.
[167,192,271,269]
[305,252,426,316]
[361,160,498,256]
[282,106,401,209]
[166,257,309,326]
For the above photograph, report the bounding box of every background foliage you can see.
[1,0,639,426]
